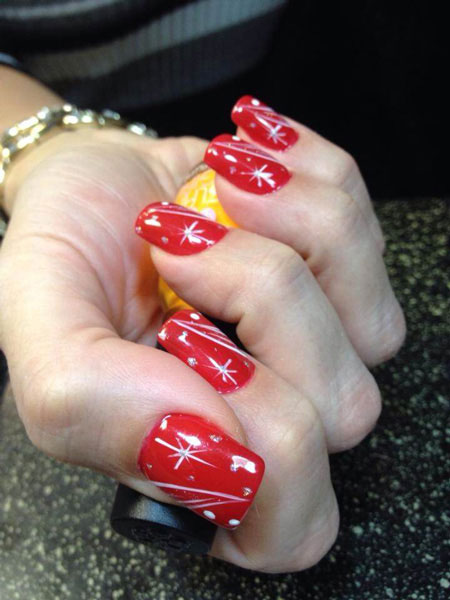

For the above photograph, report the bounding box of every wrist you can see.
[2,129,76,215]
[3,127,123,215]
[0,66,64,215]
[1,103,157,216]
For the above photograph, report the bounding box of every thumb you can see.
[0,233,263,533]
[5,315,264,529]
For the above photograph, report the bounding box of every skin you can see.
[0,67,405,572]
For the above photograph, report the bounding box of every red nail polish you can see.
[204,134,291,195]
[232,95,299,151]
[135,202,227,255]
[139,414,265,529]
[158,309,255,394]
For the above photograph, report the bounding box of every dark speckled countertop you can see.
[0,198,449,600]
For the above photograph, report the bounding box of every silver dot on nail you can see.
[187,357,197,367]
[209,435,222,443]
[242,487,252,497]
[161,236,169,244]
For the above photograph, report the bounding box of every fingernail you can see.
[204,134,291,195]
[139,413,265,529]
[232,95,299,151]
[158,309,255,394]
[135,201,227,255]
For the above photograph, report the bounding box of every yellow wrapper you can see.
[158,168,236,314]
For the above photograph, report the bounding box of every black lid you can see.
[110,484,217,554]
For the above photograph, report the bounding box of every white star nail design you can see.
[256,115,288,146]
[155,436,216,470]
[180,220,205,245]
[206,357,238,385]
[267,124,287,145]
[174,220,215,247]
[245,164,276,188]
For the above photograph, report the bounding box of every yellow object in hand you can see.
[158,166,236,314]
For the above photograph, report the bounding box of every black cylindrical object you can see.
[110,484,217,554]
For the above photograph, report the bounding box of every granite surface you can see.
[0,198,449,600]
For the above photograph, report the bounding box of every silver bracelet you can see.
[0,104,158,230]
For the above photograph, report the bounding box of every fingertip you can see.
[230,95,300,153]
[230,94,254,121]
[135,201,228,255]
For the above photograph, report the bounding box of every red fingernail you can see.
[135,202,227,255]
[232,95,299,151]
[139,413,265,529]
[158,309,255,394]
[204,134,291,195]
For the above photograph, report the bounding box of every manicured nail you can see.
[204,134,291,195]
[139,413,265,529]
[135,201,227,255]
[158,309,255,394]
[232,95,299,151]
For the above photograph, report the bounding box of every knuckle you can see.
[19,363,81,458]
[338,371,382,450]
[273,403,322,458]
[322,189,363,243]
[291,501,340,571]
[246,400,338,573]
[256,497,340,573]
[178,135,207,151]
[371,303,407,365]
[255,243,308,296]
[326,148,358,186]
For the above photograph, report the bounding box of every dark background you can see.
[129,0,446,199]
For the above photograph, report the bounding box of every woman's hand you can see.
[0,98,404,572]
